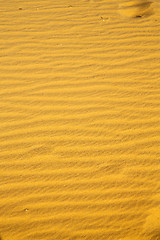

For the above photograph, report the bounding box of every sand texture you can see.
[0,0,160,239]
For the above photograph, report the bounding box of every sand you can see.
[0,0,160,239]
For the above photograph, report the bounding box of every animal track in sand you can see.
[118,0,154,18]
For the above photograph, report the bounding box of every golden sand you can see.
[0,0,160,239]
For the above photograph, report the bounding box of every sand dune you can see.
[0,0,160,239]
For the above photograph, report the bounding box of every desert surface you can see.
[0,0,160,239]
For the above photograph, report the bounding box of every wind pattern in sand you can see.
[0,0,160,240]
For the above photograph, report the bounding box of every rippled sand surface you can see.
[0,0,160,239]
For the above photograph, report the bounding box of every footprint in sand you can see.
[118,0,154,18]
[143,208,160,240]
